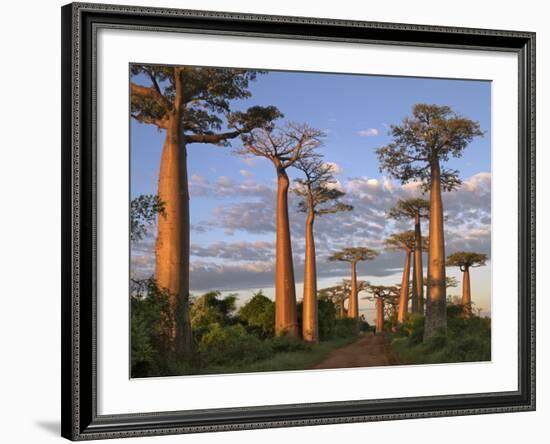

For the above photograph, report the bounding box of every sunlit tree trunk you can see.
[375,298,384,334]
[339,301,346,319]
[348,261,359,319]
[275,168,298,336]
[155,110,192,355]
[302,198,318,343]
[425,158,447,339]
[398,250,411,323]
[413,211,424,314]
[462,266,472,316]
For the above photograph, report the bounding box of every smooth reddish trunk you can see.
[302,206,318,343]
[375,298,384,334]
[398,250,411,323]
[348,262,359,319]
[155,113,192,355]
[425,158,447,339]
[412,211,424,314]
[339,300,346,319]
[462,267,472,316]
[275,169,298,336]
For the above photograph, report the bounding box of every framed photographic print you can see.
[61,2,536,440]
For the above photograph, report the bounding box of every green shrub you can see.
[130,279,172,377]
[238,291,275,338]
[198,323,271,366]
[270,334,312,352]
[333,318,358,338]
[389,302,491,364]
[190,291,237,331]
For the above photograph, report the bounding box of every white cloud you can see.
[239,169,254,178]
[324,162,343,176]
[357,128,379,137]
[241,157,257,167]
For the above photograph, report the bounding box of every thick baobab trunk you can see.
[155,113,192,355]
[275,168,298,336]
[413,211,424,314]
[424,159,447,340]
[462,267,472,316]
[375,298,384,334]
[302,204,318,343]
[398,250,411,323]
[348,261,359,319]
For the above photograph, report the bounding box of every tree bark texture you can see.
[275,169,298,336]
[155,112,192,355]
[424,158,447,340]
[398,250,411,323]
[413,211,424,314]
[375,298,384,334]
[462,267,472,316]
[302,205,318,343]
[348,261,359,319]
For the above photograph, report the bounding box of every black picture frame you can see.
[61,2,536,440]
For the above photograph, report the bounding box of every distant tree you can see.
[329,248,378,323]
[377,104,483,339]
[190,291,237,331]
[238,123,324,336]
[384,230,416,323]
[131,64,282,355]
[294,157,352,342]
[446,252,488,316]
[365,285,399,334]
[238,291,275,338]
[387,198,430,313]
[319,285,348,319]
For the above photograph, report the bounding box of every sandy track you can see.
[312,334,402,370]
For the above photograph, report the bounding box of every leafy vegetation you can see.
[388,301,491,364]
[131,284,369,378]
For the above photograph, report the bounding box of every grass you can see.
[193,336,358,375]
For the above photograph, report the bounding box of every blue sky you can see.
[131,69,492,321]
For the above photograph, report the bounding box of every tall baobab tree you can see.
[384,231,417,323]
[446,252,488,316]
[130,65,281,354]
[388,198,430,314]
[329,248,378,322]
[238,123,324,336]
[377,104,483,339]
[294,158,352,342]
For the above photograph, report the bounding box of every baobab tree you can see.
[294,157,352,342]
[318,286,348,319]
[365,285,399,334]
[384,231,417,323]
[377,104,483,339]
[329,247,378,322]
[388,198,430,314]
[238,123,324,336]
[446,252,488,316]
[130,65,281,354]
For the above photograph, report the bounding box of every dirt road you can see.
[312,334,402,370]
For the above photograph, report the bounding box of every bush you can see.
[318,299,338,340]
[238,291,275,338]
[198,323,271,366]
[389,303,491,364]
[334,318,358,338]
[270,334,312,352]
[130,279,173,377]
[190,291,237,330]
